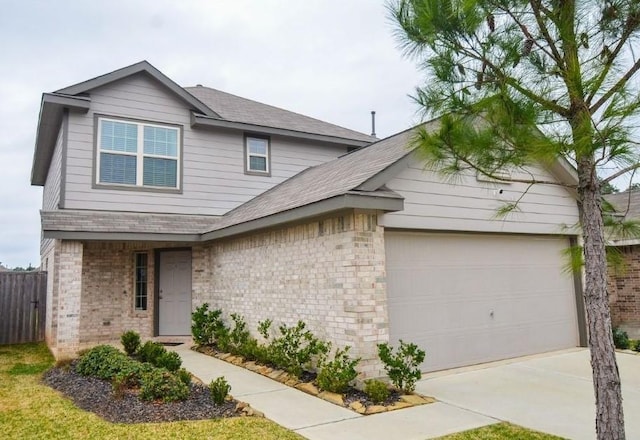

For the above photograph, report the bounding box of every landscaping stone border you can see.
[193,346,436,415]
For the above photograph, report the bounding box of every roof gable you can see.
[56,60,216,117]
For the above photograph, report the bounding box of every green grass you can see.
[0,343,304,440]
[433,422,566,439]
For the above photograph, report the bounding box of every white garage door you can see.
[385,231,579,372]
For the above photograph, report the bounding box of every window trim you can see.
[93,115,183,193]
[134,252,149,312]
[244,134,271,176]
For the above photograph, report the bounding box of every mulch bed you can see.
[194,345,405,410]
[42,366,239,424]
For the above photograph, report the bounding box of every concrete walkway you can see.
[172,344,497,439]
[415,348,640,440]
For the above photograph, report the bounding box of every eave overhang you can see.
[191,113,372,148]
[31,93,91,186]
[201,191,404,241]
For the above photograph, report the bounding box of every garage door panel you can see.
[385,232,579,372]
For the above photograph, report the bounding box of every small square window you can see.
[245,135,270,174]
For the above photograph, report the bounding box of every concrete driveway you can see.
[415,348,640,439]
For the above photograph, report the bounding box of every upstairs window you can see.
[97,117,181,189]
[245,135,270,175]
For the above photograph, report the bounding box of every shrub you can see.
[612,327,630,349]
[140,369,189,402]
[229,314,251,349]
[269,321,330,377]
[191,303,226,346]
[316,346,360,393]
[156,351,182,372]
[377,340,425,393]
[138,341,167,365]
[176,368,192,386]
[120,330,141,356]
[634,340,640,352]
[112,359,154,388]
[364,379,390,404]
[75,345,130,380]
[258,319,273,340]
[209,376,231,405]
[237,337,271,364]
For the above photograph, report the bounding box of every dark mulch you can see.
[342,387,402,408]
[42,367,239,424]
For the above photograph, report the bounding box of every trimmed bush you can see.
[317,346,360,393]
[192,303,226,346]
[156,351,182,372]
[237,337,271,365]
[75,345,130,380]
[138,341,167,365]
[140,369,189,402]
[613,327,630,349]
[268,321,330,378]
[209,376,231,405]
[377,340,425,393]
[120,330,141,356]
[364,379,390,404]
[176,368,192,386]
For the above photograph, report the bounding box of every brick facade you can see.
[48,211,390,378]
[608,245,640,338]
[195,210,389,377]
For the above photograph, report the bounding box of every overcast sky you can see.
[0,0,424,268]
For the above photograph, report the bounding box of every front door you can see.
[158,250,192,335]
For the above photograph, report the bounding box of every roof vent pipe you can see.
[371,111,376,137]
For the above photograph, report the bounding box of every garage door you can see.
[385,231,579,372]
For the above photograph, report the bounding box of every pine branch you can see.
[528,1,566,69]
[601,163,640,183]
[591,57,640,113]
[586,13,640,105]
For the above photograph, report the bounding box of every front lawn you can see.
[0,343,303,440]
[433,422,566,440]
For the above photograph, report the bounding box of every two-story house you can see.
[32,61,585,375]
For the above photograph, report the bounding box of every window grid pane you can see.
[143,126,178,157]
[99,153,136,184]
[101,120,138,153]
[249,156,267,172]
[248,138,267,155]
[135,253,148,311]
[143,157,177,187]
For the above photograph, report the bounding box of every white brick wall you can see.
[194,210,389,377]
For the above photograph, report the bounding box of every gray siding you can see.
[62,73,347,215]
[380,158,579,235]
[43,123,64,211]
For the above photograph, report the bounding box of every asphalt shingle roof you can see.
[185,86,376,143]
[605,191,640,220]
[41,211,220,235]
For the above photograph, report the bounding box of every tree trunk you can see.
[577,159,625,440]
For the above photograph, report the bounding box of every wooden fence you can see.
[0,271,47,344]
